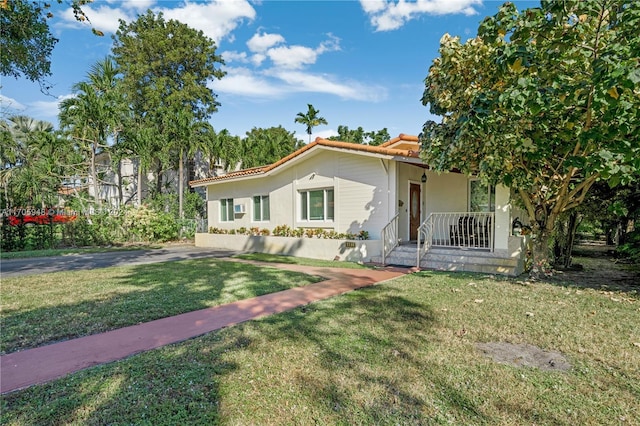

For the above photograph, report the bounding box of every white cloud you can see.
[265,35,341,69]
[273,71,387,102]
[222,51,249,63]
[0,95,26,113]
[267,45,319,69]
[160,1,256,42]
[30,94,76,122]
[360,0,482,31]
[247,32,285,53]
[58,3,132,34]
[211,67,285,98]
[212,66,387,103]
[360,0,387,14]
[118,0,156,12]
[57,0,256,42]
[250,53,266,67]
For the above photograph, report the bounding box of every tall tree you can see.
[242,126,299,169]
[420,0,640,272]
[295,104,328,143]
[111,10,225,217]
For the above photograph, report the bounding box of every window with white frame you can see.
[253,195,270,221]
[220,198,234,222]
[300,189,334,221]
[469,180,495,212]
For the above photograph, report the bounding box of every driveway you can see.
[0,245,239,278]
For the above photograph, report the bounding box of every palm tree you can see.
[0,116,61,208]
[295,104,328,143]
[59,57,124,207]
[195,125,240,177]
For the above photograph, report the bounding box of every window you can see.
[253,195,270,221]
[220,198,234,222]
[300,189,334,221]
[469,180,495,212]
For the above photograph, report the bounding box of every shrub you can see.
[204,225,370,241]
[122,206,179,242]
[617,229,640,263]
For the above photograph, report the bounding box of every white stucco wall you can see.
[423,171,468,214]
[204,149,391,238]
[195,233,382,263]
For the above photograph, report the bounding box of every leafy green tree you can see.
[420,0,640,271]
[118,120,159,207]
[196,126,242,176]
[1,0,100,90]
[328,125,390,145]
[242,126,299,169]
[366,128,391,146]
[328,125,365,144]
[111,10,225,217]
[0,115,71,208]
[295,104,328,143]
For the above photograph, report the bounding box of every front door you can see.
[409,183,421,241]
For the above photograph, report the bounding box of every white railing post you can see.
[381,213,400,265]
[416,213,433,267]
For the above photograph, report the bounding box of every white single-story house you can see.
[190,134,527,275]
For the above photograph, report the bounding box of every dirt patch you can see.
[476,342,571,372]
[546,244,639,294]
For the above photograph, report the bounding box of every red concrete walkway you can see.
[0,262,409,394]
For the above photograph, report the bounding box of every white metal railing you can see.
[416,212,495,266]
[381,213,400,264]
[417,213,434,266]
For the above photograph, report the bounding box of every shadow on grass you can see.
[1,333,245,425]
[1,258,322,354]
[247,285,490,424]
[3,271,608,424]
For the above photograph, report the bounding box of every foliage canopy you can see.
[421,0,640,266]
[0,0,98,89]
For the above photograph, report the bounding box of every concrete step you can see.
[420,259,519,276]
[381,246,523,276]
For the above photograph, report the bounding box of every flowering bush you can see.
[208,225,368,240]
[122,206,179,242]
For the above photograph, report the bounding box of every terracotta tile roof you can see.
[190,133,421,187]
[57,185,89,195]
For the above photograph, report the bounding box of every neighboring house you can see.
[60,151,225,210]
[190,134,528,275]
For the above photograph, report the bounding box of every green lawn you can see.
[0,258,323,354]
[0,245,160,260]
[234,252,372,269]
[2,261,638,425]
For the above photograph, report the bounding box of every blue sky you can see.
[1,0,537,141]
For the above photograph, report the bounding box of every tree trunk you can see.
[178,148,184,219]
[552,211,581,269]
[91,141,100,207]
[115,156,123,207]
[531,228,552,276]
[155,160,163,195]
[137,157,143,207]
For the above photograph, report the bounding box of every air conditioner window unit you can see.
[234,204,246,214]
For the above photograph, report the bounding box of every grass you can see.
[0,245,160,260]
[0,258,323,354]
[234,252,372,269]
[2,261,638,425]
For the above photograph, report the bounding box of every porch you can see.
[379,211,526,276]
